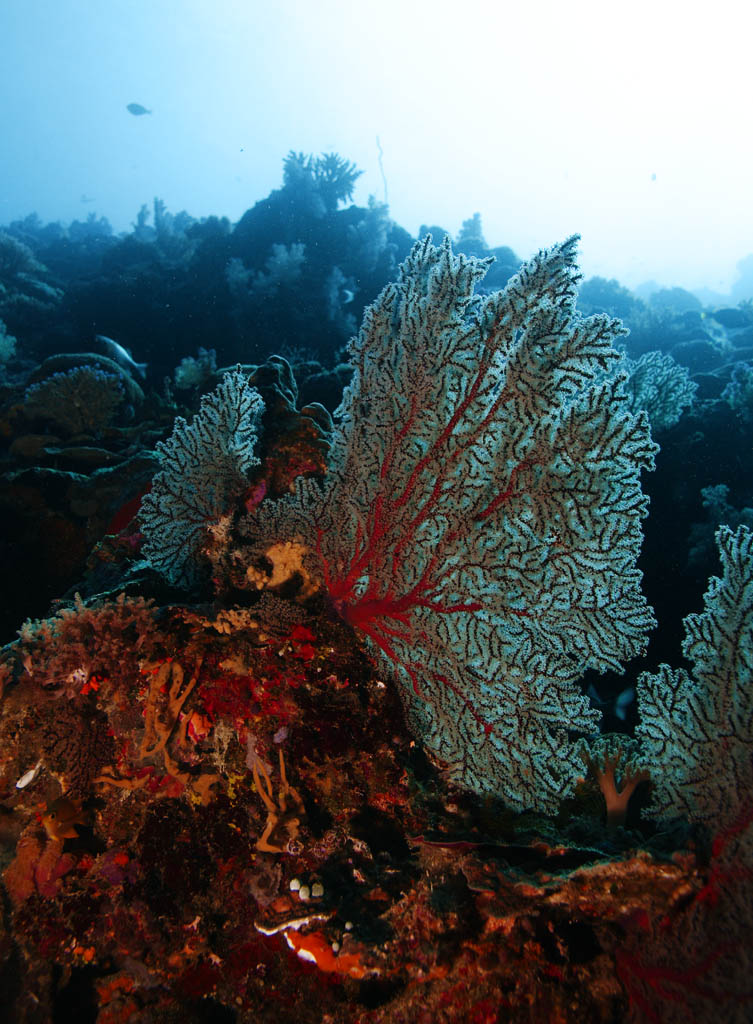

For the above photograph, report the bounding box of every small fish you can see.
[42,796,86,841]
[126,103,151,116]
[94,335,148,380]
[587,684,635,723]
[613,686,636,721]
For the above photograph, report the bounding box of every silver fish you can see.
[587,684,635,723]
[94,335,148,380]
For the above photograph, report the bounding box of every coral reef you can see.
[2,156,753,1023]
[1,562,749,1022]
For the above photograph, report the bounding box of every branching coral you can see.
[95,657,220,804]
[251,746,305,854]
[579,734,649,826]
[15,592,158,691]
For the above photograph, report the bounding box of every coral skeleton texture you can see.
[256,235,658,812]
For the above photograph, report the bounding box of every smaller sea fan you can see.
[139,367,264,587]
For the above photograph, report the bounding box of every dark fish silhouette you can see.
[587,684,635,723]
[126,103,151,116]
[94,335,148,379]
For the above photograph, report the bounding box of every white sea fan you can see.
[140,367,264,587]
[254,236,658,813]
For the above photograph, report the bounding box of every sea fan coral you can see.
[252,235,657,812]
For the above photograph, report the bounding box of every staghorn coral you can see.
[251,234,657,813]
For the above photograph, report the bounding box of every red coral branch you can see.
[313,328,531,733]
